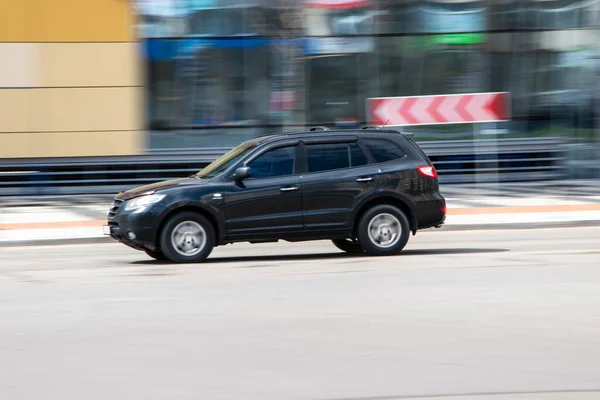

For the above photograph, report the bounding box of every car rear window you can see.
[406,137,432,163]
[362,138,406,163]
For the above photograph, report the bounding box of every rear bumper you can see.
[415,192,446,230]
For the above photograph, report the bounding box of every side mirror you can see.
[233,166,251,181]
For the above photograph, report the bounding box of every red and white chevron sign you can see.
[368,92,509,126]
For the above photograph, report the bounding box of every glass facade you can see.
[135,0,600,150]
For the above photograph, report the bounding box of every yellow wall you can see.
[0,0,143,158]
[0,0,135,43]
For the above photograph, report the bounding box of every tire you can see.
[356,205,410,256]
[332,238,364,254]
[144,249,167,261]
[159,211,215,263]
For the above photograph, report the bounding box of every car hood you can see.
[116,177,209,200]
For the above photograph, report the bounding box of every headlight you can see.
[124,194,166,211]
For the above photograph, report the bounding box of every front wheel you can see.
[332,238,364,254]
[159,211,215,263]
[357,205,410,256]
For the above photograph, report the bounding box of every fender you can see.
[157,199,227,244]
[352,190,419,234]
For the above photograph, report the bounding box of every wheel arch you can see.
[353,194,418,236]
[156,204,223,248]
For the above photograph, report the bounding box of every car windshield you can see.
[196,139,261,179]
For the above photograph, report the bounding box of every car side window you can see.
[349,143,369,167]
[248,146,295,179]
[363,138,406,163]
[306,143,350,173]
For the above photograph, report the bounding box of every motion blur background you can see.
[1,0,599,194]
[2,4,600,399]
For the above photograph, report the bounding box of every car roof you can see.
[254,127,411,146]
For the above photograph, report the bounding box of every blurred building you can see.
[0,0,143,158]
[141,0,600,150]
[1,0,599,158]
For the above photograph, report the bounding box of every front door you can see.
[301,141,379,231]
[223,145,302,239]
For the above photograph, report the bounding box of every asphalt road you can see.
[1,227,600,400]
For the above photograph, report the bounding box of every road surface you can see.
[1,227,600,400]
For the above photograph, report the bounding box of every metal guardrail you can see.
[0,138,566,196]
[0,152,229,197]
[420,137,567,183]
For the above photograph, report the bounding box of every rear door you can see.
[300,138,379,231]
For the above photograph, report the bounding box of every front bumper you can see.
[105,204,165,251]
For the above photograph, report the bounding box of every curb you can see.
[0,220,105,231]
[2,204,600,232]
[436,220,600,232]
[449,204,600,215]
[0,237,112,247]
[1,220,599,247]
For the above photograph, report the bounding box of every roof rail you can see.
[308,126,330,132]
[362,125,410,137]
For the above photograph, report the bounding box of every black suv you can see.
[104,128,446,263]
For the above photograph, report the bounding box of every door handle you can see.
[280,186,299,192]
[356,177,373,182]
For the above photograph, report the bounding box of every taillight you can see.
[417,165,438,179]
[441,205,446,214]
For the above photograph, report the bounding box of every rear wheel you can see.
[332,238,364,254]
[357,205,410,256]
[144,249,167,261]
[159,211,215,263]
